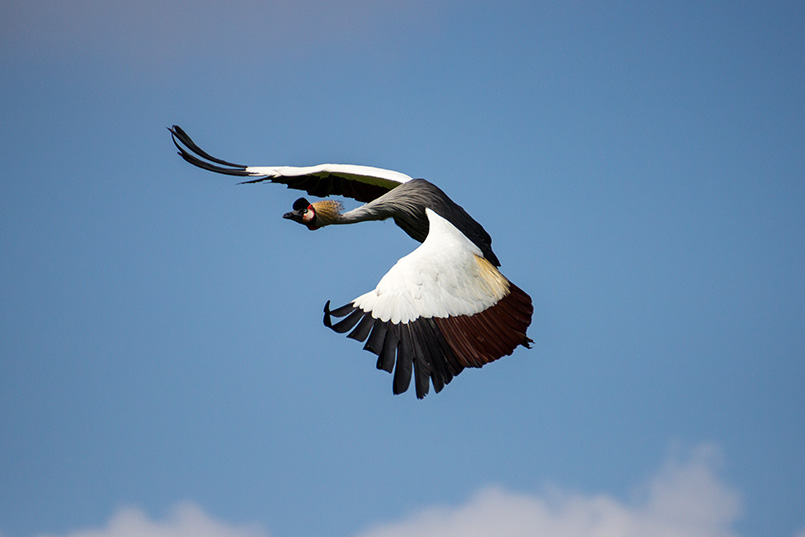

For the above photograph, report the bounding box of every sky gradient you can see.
[1,2,803,537]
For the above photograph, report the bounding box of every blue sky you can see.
[1,2,803,537]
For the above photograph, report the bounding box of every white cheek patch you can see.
[302,206,315,223]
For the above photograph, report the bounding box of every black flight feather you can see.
[393,327,414,395]
[347,313,375,342]
[378,323,399,374]
[328,308,363,334]
[363,319,388,355]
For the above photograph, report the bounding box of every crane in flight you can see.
[169,125,533,398]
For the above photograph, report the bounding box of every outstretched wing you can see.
[324,209,533,398]
[169,125,412,203]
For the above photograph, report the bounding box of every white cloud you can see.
[33,502,269,537]
[7,445,800,537]
[355,445,742,537]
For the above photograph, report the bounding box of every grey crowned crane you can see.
[169,125,533,398]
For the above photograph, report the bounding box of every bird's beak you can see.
[283,210,298,220]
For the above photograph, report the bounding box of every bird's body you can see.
[170,125,532,398]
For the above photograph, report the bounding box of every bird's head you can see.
[283,197,319,230]
[283,197,344,230]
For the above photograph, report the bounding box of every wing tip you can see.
[169,125,254,177]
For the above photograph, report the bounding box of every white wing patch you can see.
[352,209,510,324]
[244,164,412,190]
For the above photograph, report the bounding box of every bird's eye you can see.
[302,208,308,214]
